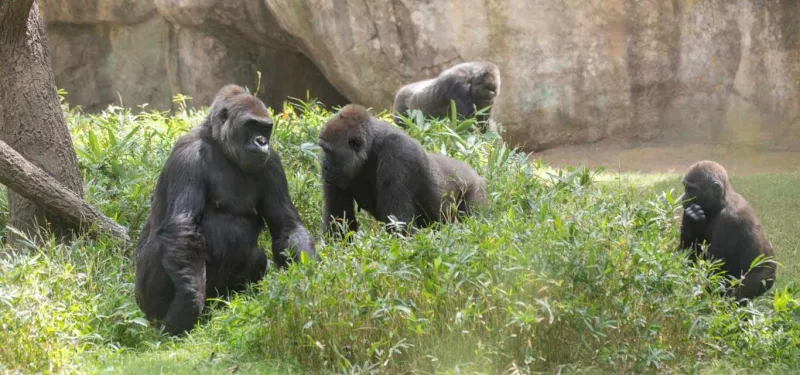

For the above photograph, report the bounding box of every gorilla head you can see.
[208,85,274,171]
[317,105,372,189]
[470,62,501,109]
[681,160,729,215]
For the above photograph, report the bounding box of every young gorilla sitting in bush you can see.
[318,104,486,237]
[679,160,776,304]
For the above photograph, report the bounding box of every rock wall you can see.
[42,0,347,112]
[43,0,800,151]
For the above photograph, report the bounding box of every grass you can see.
[0,93,799,374]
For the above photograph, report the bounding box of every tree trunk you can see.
[0,139,129,243]
[0,0,85,240]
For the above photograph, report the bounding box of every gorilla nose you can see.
[322,159,330,172]
[254,135,268,147]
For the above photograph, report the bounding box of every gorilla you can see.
[134,84,317,335]
[392,61,501,131]
[679,160,776,303]
[319,104,486,237]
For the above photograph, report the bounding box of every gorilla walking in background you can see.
[134,84,316,335]
[319,104,486,238]
[679,160,776,304]
[392,61,501,132]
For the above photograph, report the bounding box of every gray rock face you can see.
[43,0,800,151]
[42,0,347,113]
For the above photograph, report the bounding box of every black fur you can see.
[679,160,776,304]
[319,105,486,237]
[392,61,501,131]
[134,84,316,335]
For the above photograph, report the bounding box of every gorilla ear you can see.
[712,181,724,198]
[217,108,229,122]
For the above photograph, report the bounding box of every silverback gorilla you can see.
[134,84,316,334]
[392,61,501,131]
[319,104,486,237]
[679,160,776,303]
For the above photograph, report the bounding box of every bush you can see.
[0,96,798,374]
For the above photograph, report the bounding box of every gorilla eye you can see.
[349,137,362,151]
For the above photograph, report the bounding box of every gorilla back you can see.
[134,84,316,335]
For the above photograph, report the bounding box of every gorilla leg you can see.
[730,265,777,304]
[134,257,173,321]
[161,249,206,334]
[246,247,268,282]
[232,247,268,291]
[202,246,267,300]
[156,215,208,334]
[200,214,267,297]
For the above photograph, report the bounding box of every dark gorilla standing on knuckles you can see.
[392,61,501,131]
[319,104,486,237]
[679,160,776,303]
[134,84,316,335]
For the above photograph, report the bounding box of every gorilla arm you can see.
[322,182,358,238]
[154,143,208,334]
[392,84,415,118]
[678,191,708,260]
[679,206,707,261]
[260,153,317,267]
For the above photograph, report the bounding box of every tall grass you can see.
[0,94,798,374]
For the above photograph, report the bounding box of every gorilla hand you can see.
[684,203,706,221]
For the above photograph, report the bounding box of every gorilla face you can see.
[318,116,370,189]
[318,131,367,189]
[233,116,273,169]
[210,95,274,171]
[681,171,724,211]
[471,71,500,107]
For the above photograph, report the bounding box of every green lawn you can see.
[1,97,799,374]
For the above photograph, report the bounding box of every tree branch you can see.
[0,139,130,243]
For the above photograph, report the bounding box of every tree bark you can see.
[0,139,129,242]
[0,0,86,240]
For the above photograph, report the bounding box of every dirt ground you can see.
[534,140,800,175]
